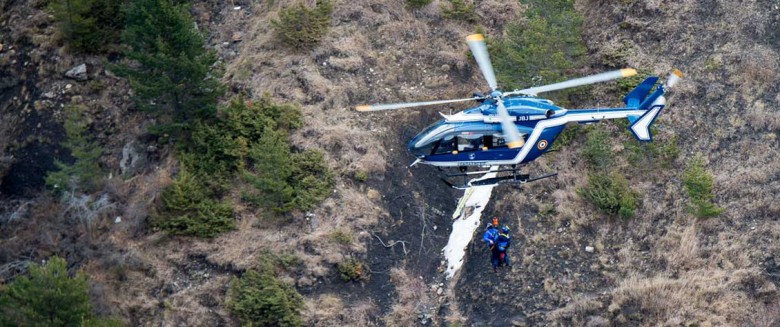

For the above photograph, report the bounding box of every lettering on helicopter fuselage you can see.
[458,162,487,166]
[516,116,529,121]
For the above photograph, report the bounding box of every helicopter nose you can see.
[408,144,426,158]
[407,140,428,158]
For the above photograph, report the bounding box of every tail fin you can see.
[623,77,666,141]
[624,71,682,141]
[623,76,659,108]
[628,102,665,141]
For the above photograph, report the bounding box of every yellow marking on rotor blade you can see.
[507,140,525,148]
[355,105,371,111]
[466,34,484,41]
[620,68,638,77]
[672,69,684,78]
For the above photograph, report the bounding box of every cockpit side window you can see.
[486,132,528,149]
[491,133,507,148]
[457,133,483,152]
[433,135,456,154]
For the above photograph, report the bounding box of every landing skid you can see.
[441,166,558,190]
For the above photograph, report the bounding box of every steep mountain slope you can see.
[454,1,780,325]
[0,0,777,326]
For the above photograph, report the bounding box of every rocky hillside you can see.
[1,0,778,326]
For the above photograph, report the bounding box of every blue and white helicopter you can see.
[357,34,683,189]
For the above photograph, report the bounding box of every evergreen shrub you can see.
[578,172,637,219]
[272,0,333,49]
[0,257,121,326]
[154,167,235,238]
[49,0,124,53]
[406,0,432,8]
[227,261,304,327]
[45,105,104,194]
[683,154,723,218]
[442,0,477,22]
[491,0,586,91]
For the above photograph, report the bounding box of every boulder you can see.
[65,63,88,81]
[120,141,149,177]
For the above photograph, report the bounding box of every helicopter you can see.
[356,34,683,189]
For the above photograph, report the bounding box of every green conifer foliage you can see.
[578,172,637,219]
[442,0,477,22]
[289,150,333,211]
[227,262,304,327]
[272,0,333,49]
[243,128,297,213]
[406,0,432,8]
[182,97,331,216]
[683,154,723,218]
[117,0,222,129]
[0,257,93,325]
[45,105,104,194]
[154,166,235,238]
[49,0,125,53]
[491,0,586,90]
[578,126,637,219]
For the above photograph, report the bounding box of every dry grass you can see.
[383,267,437,326]
[305,294,379,326]
[731,45,779,95]
[609,269,769,325]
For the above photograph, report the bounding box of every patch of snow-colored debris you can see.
[442,169,498,279]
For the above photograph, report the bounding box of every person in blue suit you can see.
[482,222,498,247]
[495,225,512,269]
[483,219,502,272]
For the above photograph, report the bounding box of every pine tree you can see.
[0,257,93,326]
[227,261,304,327]
[49,0,124,53]
[45,105,104,194]
[117,0,222,131]
[683,154,723,218]
[243,128,297,214]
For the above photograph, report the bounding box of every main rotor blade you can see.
[505,68,637,96]
[496,99,524,148]
[355,96,484,112]
[466,34,498,91]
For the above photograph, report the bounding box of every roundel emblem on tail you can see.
[537,140,548,150]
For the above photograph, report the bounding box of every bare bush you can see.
[62,193,116,238]
[1,201,31,225]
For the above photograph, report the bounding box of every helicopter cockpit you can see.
[408,121,528,159]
